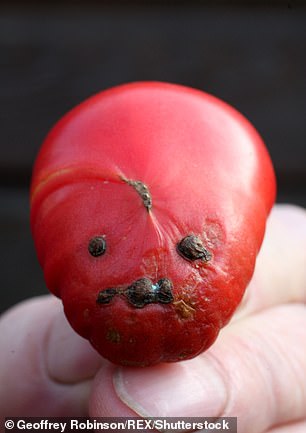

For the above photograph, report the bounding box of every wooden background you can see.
[1,2,306,313]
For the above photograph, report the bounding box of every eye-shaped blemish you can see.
[88,236,106,257]
[177,235,212,262]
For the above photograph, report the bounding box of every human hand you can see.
[1,204,305,433]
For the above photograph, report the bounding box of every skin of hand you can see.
[0,204,305,433]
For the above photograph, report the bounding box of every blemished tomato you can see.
[30,82,276,366]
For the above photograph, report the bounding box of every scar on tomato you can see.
[96,277,174,308]
[173,299,196,319]
[88,236,106,257]
[120,176,152,211]
[177,235,212,262]
[106,328,121,343]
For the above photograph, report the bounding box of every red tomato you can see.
[30,82,276,366]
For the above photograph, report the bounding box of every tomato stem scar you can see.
[120,176,152,211]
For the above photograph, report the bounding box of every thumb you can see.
[0,295,102,419]
[90,304,306,432]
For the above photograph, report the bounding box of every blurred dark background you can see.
[1,1,306,313]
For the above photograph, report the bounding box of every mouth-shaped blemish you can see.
[96,277,174,308]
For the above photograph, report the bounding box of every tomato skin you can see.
[30,82,276,366]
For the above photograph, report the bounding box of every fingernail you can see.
[113,357,227,417]
[46,311,103,383]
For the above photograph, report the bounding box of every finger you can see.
[265,420,306,433]
[216,305,306,432]
[234,204,306,320]
[90,304,306,433]
[0,296,103,419]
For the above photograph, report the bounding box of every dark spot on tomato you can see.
[106,328,121,343]
[156,278,174,303]
[126,278,156,308]
[177,235,212,262]
[88,236,106,257]
[96,288,117,304]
